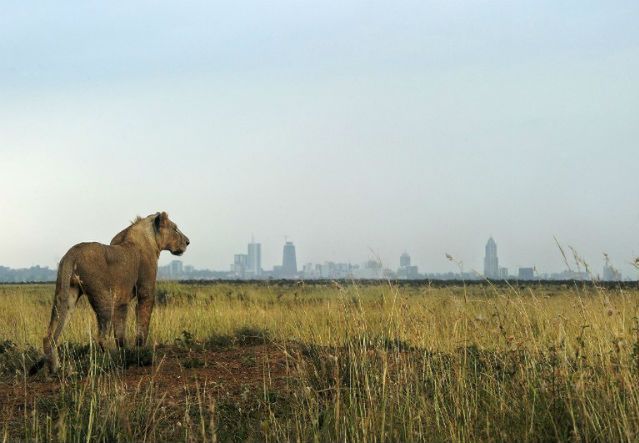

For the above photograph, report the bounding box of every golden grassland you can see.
[1,281,639,442]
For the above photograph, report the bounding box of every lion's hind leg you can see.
[42,285,80,374]
[96,310,112,352]
[112,303,129,349]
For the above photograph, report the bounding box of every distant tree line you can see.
[0,265,56,282]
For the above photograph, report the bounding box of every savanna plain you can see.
[1,281,639,442]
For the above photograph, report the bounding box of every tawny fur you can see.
[32,212,189,374]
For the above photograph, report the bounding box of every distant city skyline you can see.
[145,235,631,281]
[0,232,634,282]
[0,236,631,282]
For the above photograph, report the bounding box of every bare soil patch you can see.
[0,343,298,436]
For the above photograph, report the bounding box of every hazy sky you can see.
[1,1,638,276]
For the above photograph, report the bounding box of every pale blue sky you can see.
[1,1,638,276]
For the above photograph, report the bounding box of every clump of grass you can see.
[174,326,271,351]
[233,326,271,346]
[0,339,40,377]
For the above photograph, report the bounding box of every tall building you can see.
[170,260,183,278]
[400,252,411,267]
[247,239,261,277]
[483,237,499,279]
[281,241,298,278]
[232,254,248,278]
[603,263,622,281]
[518,267,535,280]
[398,252,419,279]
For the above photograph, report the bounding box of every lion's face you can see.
[154,212,190,255]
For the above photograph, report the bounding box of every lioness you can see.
[31,212,189,374]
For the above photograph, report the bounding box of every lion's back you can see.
[63,242,138,291]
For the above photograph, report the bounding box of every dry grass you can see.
[1,281,639,441]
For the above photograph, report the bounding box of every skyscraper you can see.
[398,252,419,279]
[603,265,622,281]
[518,267,535,280]
[247,238,261,277]
[281,241,298,278]
[232,254,248,278]
[603,254,622,281]
[484,237,499,279]
[400,252,411,267]
[170,260,183,278]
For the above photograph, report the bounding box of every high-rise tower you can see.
[282,241,298,278]
[247,237,261,277]
[400,252,411,268]
[398,252,419,279]
[484,237,499,279]
[602,254,622,281]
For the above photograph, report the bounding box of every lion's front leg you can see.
[135,291,155,347]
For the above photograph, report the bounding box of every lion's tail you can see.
[29,253,76,376]
[55,252,76,301]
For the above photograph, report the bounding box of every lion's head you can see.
[153,212,190,255]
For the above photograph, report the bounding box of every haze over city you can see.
[2,1,638,276]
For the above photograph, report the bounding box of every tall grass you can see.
[1,281,639,441]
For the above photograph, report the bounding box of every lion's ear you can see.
[154,212,169,231]
[154,213,162,231]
